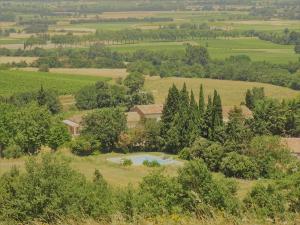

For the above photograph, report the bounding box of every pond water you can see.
[107,154,182,165]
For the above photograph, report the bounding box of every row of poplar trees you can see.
[161,83,223,153]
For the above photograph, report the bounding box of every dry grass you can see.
[98,11,157,19]
[9,32,33,39]
[144,76,300,106]
[0,56,37,64]
[282,138,300,153]
[59,95,76,111]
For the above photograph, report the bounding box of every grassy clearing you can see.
[0,69,110,96]
[0,150,255,198]
[144,76,300,106]
[0,151,181,187]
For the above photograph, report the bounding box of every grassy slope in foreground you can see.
[145,76,300,106]
[0,69,110,96]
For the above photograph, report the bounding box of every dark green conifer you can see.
[199,84,205,115]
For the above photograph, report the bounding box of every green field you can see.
[0,39,25,44]
[111,37,298,64]
[0,69,110,96]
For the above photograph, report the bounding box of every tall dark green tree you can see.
[161,84,180,136]
[199,84,205,115]
[204,95,213,138]
[212,90,223,128]
[179,83,189,109]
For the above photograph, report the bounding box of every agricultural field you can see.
[144,76,300,106]
[22,67,129,79]
[0,69,110,96]
[4,68,298,106]
[111,37,299,64]
[0,56,37,64]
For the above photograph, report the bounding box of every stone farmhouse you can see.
[63,104,164,136]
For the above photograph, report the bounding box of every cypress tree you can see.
[212,90,223,127]
[204,95,213,138]
[199,84,205,115]
[190,90,198,112]
[161,84,180,136]
[179,83,190,109]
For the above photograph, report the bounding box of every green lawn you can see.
[0,69,110,96]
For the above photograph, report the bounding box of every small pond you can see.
[107,154,182,166]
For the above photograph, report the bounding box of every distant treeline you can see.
[248,30,300,45]
[127,46,300,90]
[70,17,174,24]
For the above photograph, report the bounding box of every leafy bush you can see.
[247,136,298,178]
[0,154,114,223]
[47,122,71,150]
[122,158,133,166]
[38,64,49,72]
[201,143,224,171]
[70,136,101,156]
[2,144,23,159]
[143,160,160,167]
[178,160,240,215]
[220,152,259,179]
[134,171,183,217]
[244,184,286,219]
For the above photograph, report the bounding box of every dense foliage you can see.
[0,154,299,224]
[0,103,70,157]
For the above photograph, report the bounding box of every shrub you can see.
[2,144,23,159]
[220,152,259,179]
[247,136,298,178]
[70,136,101,156]
[178,160,240,215]
[47,122,71,150]
[135,172,183,217]
[244,184,286,219]
[0,154,114,223]
[122,158,133,166]
[143,160,160,167]
[189,138,213,159]
[201,143,224,171]
[179,147,192,160]
[38,64,49,72]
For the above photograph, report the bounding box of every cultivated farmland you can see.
[0,69,110,96]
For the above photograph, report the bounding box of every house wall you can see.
[144,114,162,121]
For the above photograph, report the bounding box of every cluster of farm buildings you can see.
[63,104,300,157]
